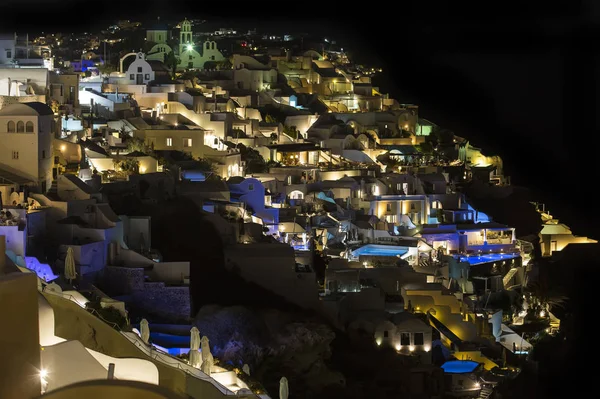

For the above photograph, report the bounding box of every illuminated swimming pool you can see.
[351,244,409,257]
[441,360,480,374]
[458,253,520,265]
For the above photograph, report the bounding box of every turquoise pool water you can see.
[351,244,409,257]
[441,360,480,374]
[458,253,520,265]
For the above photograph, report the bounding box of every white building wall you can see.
[0,113,53,188]
[0,225,26,257]
[125,53,155,85]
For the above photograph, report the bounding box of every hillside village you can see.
[0,17,597,399]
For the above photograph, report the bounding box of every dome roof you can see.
[0,102,53,116]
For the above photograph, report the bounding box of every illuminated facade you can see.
[146,18,225,70]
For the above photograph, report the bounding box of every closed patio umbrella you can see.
[200,336,213,375]
[189,327,201,368]
[140,318,150,345]
[279,376,289,399]
[64,247,77,284]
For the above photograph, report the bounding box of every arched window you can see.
[25,121,34,132]
[7,121,15,132]
[212,42,215,50]
[16,121,24,132]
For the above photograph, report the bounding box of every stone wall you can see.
[131,283,191,323]
[102,266,145,296]
[0,95,46,110]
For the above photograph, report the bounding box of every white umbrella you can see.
[200,336,211,362]
[242,363,250,376]
[201,351,214,376]
[279,376,289,399]
[140,319,150,344]
[189,327,201,368]
[200,335,212,375]
[64,247,77,284]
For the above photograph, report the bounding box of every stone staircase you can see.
[503,268,518,288]
[46,178,59,199]
[478,385,494,399]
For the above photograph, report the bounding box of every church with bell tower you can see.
[146,17,225,70]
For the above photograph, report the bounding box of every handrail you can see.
[120,332,240,396]
[42,286,262,397]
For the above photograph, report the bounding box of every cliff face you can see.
[462,181,542,239]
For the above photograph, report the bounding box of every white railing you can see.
[120,332,247,396]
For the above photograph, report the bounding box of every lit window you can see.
[183,138,192,147]
[166,137,173,146]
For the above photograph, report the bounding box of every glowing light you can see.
[187,44,193,51]
[395,344,401,351]
[60,145,66,151]
[424,345,431,352]
[363,261,368,267]
[376,338,382,346]
[140,166,146,173]
[539,310,546,318]
[40,369,48,379]
[474,382,480,389]
[409,346,415,352]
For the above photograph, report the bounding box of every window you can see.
[42,150,46,159]
[7,121,15,132]
[383,330,389,338]
[189,55,193,60]
[414,332,424,345]
[16,121,24,132]
[400,333,410,345]
[183,138,192,147]
[25,121,34,132]
[248,183,254,191]
[6,50,11,58]
[166,137,173,146]
[211,55,215,60]
[12,151,19,159]
[145,74,150,80]
[158,34,161,41]
[130,74,134,80]
[137,67,142,73]
[212,42,215,50]
[188,62,193,68]
[214,138,219,145]
[386,203,392,212]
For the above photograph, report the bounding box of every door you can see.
[136,73,143,84]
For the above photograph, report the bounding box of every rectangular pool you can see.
[458,253,520,265]
[351,244,409,257]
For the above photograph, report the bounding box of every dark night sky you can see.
[3,0,598,238]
